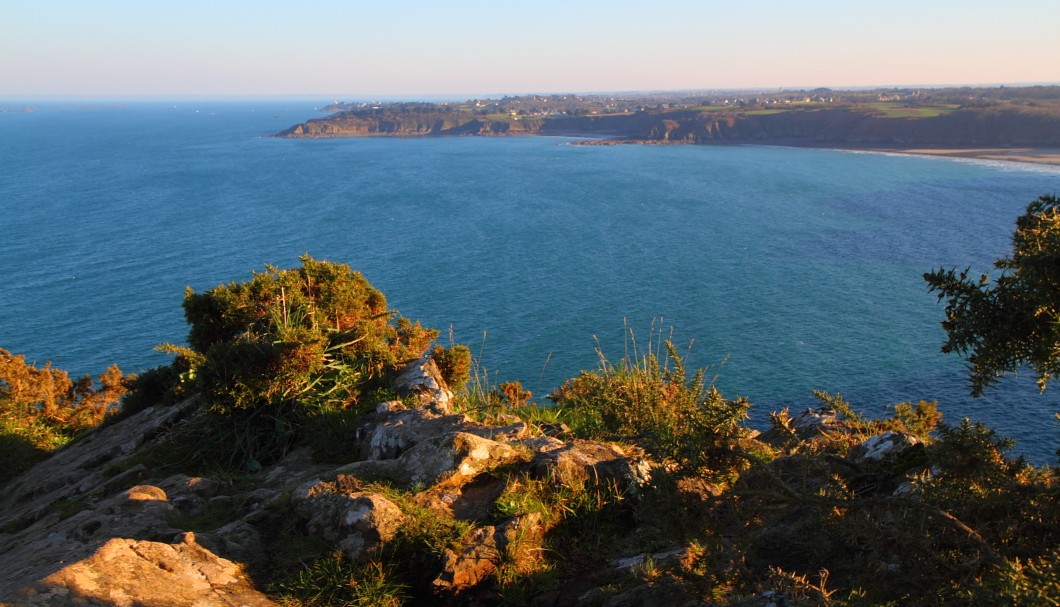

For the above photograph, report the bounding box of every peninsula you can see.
[277,86,1060,165]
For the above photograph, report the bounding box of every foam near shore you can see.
[888,147,1060,167]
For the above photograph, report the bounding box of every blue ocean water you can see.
[1,101,1057,462]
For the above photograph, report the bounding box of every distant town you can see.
[318,85,1060,120]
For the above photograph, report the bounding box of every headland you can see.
[276,86,1060,166]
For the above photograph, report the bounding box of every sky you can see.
[2,0,1058,99]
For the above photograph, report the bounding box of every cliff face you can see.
[278,106,1060,147]
[706,106,1060,146]
[277,112,543,138]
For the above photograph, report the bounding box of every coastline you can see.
[570,138,1060,168]
[276,127,1060,168]
[585,138,1060,167]
[837,146,1060,168]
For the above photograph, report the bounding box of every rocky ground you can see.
[0,359,651,605]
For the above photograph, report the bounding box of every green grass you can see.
[274,553,408,607]
[742,109,792,116]
[0,412,76,486]
[868,103,959,118]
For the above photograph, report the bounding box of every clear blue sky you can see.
[2,0,1058,98]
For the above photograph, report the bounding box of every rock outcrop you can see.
[12,534,276,607]
[293,480,405,562]
[0,356,656,605]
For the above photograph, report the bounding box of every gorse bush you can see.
[182,255,436,416]
[0,349,127,484]
[430,343,472,391]
[920,419,1058,561]
[139,255,442,471]
[0,349,126,432]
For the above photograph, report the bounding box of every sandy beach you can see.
[881,147,1060,167]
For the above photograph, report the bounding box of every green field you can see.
[869,103,960,118]
[742,109,792,116]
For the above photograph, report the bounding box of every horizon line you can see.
[3,81,1060,104]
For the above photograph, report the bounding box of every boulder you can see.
[0,400,195,533]
[293,479,405,562]
[340,431,522,490]
[1,483,187,597]
[610,547,686,576]
[532,439,652,489]
[359,406,472,461]
[427,476,509,521]
[0,404,335,602]
[788,407,845,439]
[6,533,276,607]
[848,431,922,464]
[196,519,267,570]
[358,399,532,462]
[393,357,453,411]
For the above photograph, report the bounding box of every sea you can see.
[1,101,1058,463]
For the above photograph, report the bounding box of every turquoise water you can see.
[2,101,1058,462]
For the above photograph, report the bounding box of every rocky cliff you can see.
[277,111,543,138]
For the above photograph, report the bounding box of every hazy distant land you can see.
[277,86,1060,165]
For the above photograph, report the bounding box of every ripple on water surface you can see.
[1,103,1057,463]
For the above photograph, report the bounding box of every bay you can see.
[1,101,1057,462]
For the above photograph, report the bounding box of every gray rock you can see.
[196,519,267,569]
[789,407,843,439]
[0,400,194,532]
[359,406,472,460]
[517,436,568,453]
[340,431,522,490]
[848,431,921,464]
[610,547,685,574]
[293,481,405,562]
[532,439,652,489]
[393,357,453,411]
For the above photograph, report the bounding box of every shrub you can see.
[430,343,472,391]
[731,402,1057,606]
[925,194,1060,395]
[114,363,185,418]
[0,348,127,484]
[183,255,437,417]
[141,255,445,471]
[549,338,753,479]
